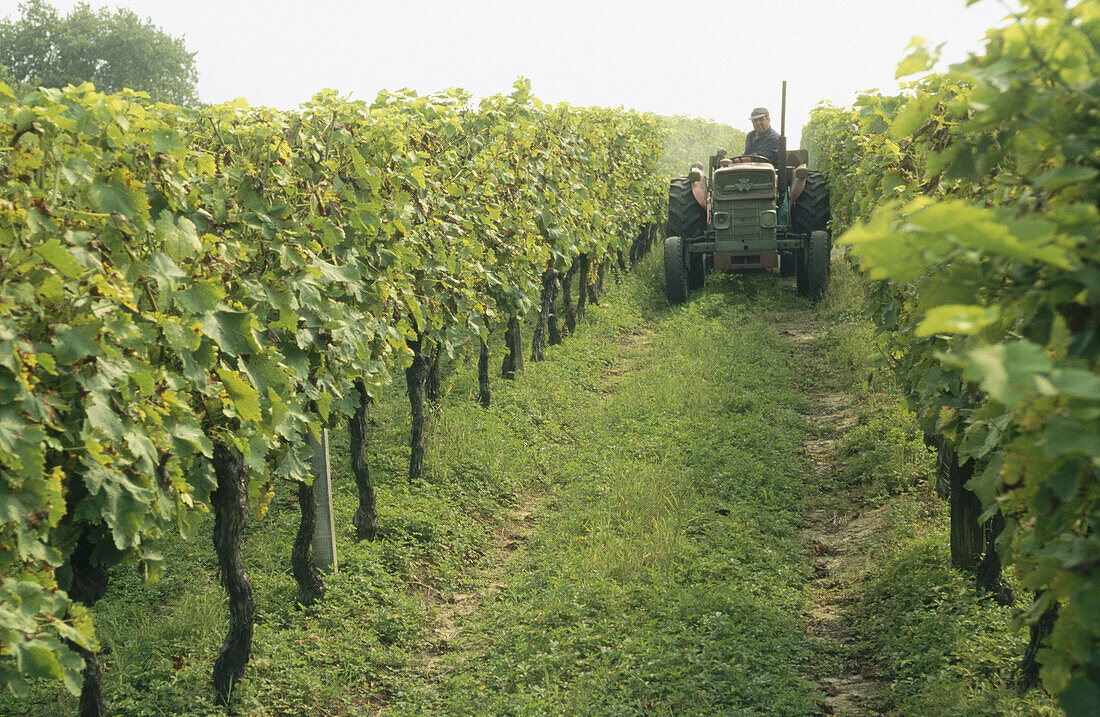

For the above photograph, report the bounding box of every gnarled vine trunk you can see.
[576,253,590,322]
[976,510,1012,605]
[67,532,109,717]
[1018,595,1058,690]
[291,477,325,606]
[560,263,577,337]
[406,336,430,482]
[350,382,379,540]
[501,316,523,380]
[478,335,491,408]
[211,441,254,706]
[531,267,559,362]
[944,446,984,571]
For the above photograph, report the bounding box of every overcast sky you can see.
[1,0,1018,147]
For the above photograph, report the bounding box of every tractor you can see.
[664,82,831,303]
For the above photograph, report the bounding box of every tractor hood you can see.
[713,164,776,201]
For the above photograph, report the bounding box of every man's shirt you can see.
[744,127,780,166]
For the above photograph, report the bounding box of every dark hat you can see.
[749,107,770,120]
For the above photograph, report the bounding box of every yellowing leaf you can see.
[217,368,263,423]
[916,304,1000,336]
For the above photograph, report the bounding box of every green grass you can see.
[4,251,1063,716]
[386,263,821,716]
[810,255,1062,717]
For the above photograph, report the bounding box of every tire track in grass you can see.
[385,272,822,716]
[777,306,885,716]
[386,318,657,712]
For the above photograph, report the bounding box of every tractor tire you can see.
[791,171,830,237]
[806,230,830,301]
[664,236,689,305]
[667,176,706,240]
[796,248,809,297]
[688,251,705,290]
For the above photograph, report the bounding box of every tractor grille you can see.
[713,197,776,249]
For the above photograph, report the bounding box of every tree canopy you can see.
[0,0,198,105]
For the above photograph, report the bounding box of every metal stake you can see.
[309,427,338,573]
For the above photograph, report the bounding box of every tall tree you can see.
[0,0,199,105]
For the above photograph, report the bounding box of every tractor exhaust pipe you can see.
[780,80,787,137]
[777,81,788,202]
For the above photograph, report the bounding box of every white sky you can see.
[1,0,1017,147]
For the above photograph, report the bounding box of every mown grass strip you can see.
[387,261,821,715]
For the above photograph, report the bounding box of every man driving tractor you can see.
[740,107,780,166]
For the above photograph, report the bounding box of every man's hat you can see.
[750,107,770,120]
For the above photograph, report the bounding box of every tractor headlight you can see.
[760,210,777,228]
[713,212,730,230]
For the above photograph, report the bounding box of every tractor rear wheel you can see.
[664,235,689,304]
[791,171,829,236]
[806,230,830,301]
[667,176,706,240]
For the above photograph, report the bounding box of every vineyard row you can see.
[803,2,1099,713]
[0,78,665,709]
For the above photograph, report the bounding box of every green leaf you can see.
[33,241,84,279]
[14,643,63,681]
[889,98,935,139]
[51,324,100,363]
[1057,674,1100,717]
[217,368,263,422]
[85,397,125,441]
[170,423,213,458]
[1045,369,1100,400]
[964,341,1052,408]
[174,281,222,315]
[895,40,940,78]
[156,214,202,262]
[916,304,999,336]
[1034,165,1098,191]
[201,311,261,357]
[52,620,95,652]
[89,179,139,219]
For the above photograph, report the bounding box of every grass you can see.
[386,262,821,715]
[808,255,1062,716]
[3,250,1065,716]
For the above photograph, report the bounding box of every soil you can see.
[777,303,886,716]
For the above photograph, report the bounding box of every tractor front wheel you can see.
[795,248,809,296]
[664,235,689,304]
[806,230,830,301]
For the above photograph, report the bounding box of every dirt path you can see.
[777,306,885,716]
[417,493,544,679]
[392,325,655,707]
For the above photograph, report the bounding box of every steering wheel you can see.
[730,154,770,164]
